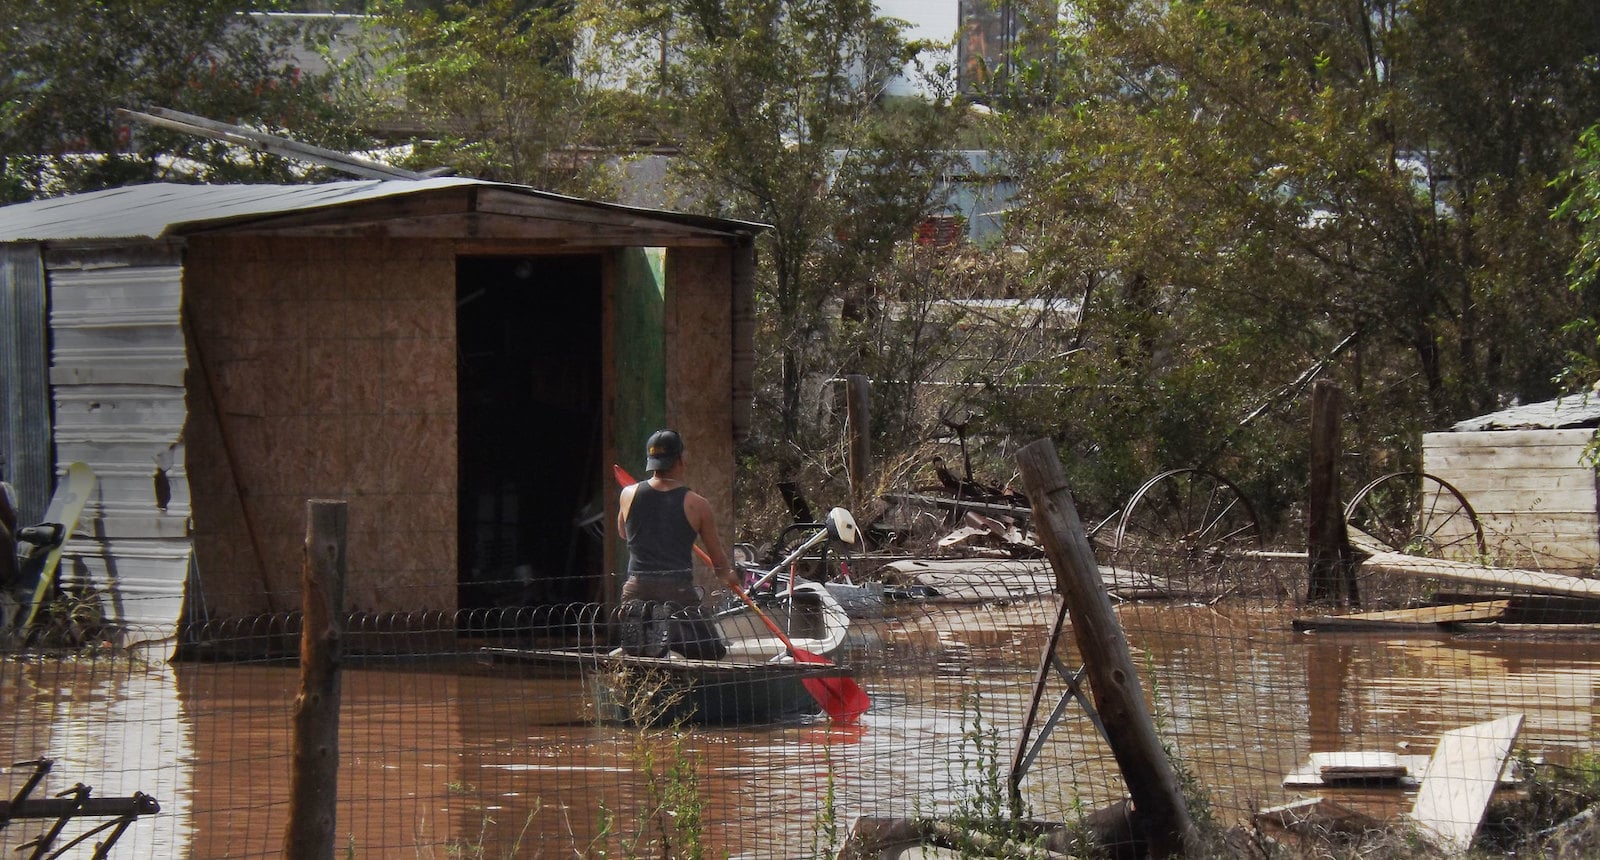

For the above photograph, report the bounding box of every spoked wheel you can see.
[1114,468,1265,561]
[1344,471,1486,559]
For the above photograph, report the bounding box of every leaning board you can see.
[1408,714,1524,854]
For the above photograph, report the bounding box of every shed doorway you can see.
[457,255,605,611]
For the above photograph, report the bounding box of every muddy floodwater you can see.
[5,601,1600,858]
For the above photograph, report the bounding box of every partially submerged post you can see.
[1306,380,1359,605]
[845,374,872,517]
[1016,439,1196,857]
[284,500,347,860]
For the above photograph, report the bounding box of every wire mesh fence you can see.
[5,547,1600,858]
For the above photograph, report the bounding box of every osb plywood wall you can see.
[665,247,735,563]
[184,236,457,617]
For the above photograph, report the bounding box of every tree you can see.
[587,0,970,505]
[979,0,1600,521]
[0,0,367,202]
[375,0,642,195]
[1555,123,1600,397]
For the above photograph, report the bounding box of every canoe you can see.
[481,646,851,725]
[481,582,860,725]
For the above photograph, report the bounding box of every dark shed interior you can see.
[456,255,606,610]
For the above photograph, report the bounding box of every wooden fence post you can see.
[283,500,346,860]
[1015,440,1196,857]
[846,374,872,517]
[1306,380,1358,606]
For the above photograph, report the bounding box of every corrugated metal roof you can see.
[1450,396,1600,431]
[0,178,766,243]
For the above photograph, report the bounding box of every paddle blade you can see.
[792,647,872,724]
[612,463,635,488]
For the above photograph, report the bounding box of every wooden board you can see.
[1360,551,1600,599]
[1282,753,1432,788]
[1423,428,1600,573]
[1409,714,1524,854]
[879,558,1172,601]
[1292,600,1509,633]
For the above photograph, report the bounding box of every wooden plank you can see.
[1360,551,1600,599]
[1466,491,1597,515]
[1409,714,1524,854]
[1421,467,1596,492]
[1283,753,1431,788]
[1476,510,1600,530]
[1424,442,1594,471]
[1335,600,1509,623]
[1425,428,1596,449]
[1255,798,1384,836]
[1292,600,1509,632]
[881,558,1171,601]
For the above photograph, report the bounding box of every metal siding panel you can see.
[48,255,191,642]
[0,243,53,524]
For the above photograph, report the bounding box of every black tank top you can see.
[625,484,697,578]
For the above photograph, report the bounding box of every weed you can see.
[582,664,714,859]
[810,742,841,859]
[939,688,1052,858]
[1475,751,1600,855]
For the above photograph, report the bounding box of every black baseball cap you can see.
[645,429,684,471]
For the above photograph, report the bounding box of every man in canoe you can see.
[616,429,739,659]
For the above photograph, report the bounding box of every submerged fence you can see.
[4,547,1599,858]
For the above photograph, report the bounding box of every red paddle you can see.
[613,464,871,723]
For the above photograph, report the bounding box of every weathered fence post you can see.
[1306,380,1359,606]
[845,374,872,517]
[283,500,346,860]
[1016,439,1196,857]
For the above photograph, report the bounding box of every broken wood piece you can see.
[1318,750,1410,783]
[1282,752,1432,788]
[880,558,1175,602]
[1408,713,1525,855]
[1292,599,1510,633]
[1360,551,1600,600]
[1255,797,1385,838]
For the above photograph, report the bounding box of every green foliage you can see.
[588,0,969,486]
[1555,124,1600,397]
[934,689,1056,858]
[585,667,712,859]
[373,0,642,194]
[0,0,370,201]
[1473,751,1600,855]
[970,0,1600,524]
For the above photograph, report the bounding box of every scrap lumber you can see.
[884,491,1035,521]
[1255,797,1385,838]
[1292,600,1510,633]
[1359,551,1600,600]
[1408,714,1525,855]
[1282,752,1431,788]
[880,558,1172,602]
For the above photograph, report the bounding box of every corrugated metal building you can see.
[0,180,762,651]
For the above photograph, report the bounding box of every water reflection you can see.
[4,601,1600,857]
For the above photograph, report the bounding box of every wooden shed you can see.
[0,180,762,646]
[1423,397,1600,574]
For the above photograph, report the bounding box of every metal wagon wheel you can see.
[1113,468,1265,559]
[1344,471,1487,559]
